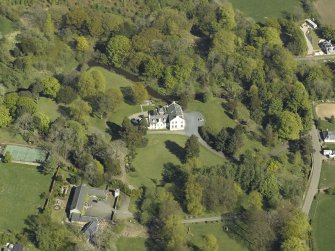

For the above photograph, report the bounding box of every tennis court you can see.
[4,144,48,163]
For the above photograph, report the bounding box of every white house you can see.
[323,130,335,143]
[305,19,317,29]
[148,102,185,131]
[323,149,335,158]
[320,40,335,54]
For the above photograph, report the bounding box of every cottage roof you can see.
[82,221,98,240]
[323,130,335,141]
[12,244,24,251]
[70,185,107,216]
[70,184,86,213]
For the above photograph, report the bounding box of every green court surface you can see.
[4,145,48,163]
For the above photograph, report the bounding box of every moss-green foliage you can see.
[0,163,52,232]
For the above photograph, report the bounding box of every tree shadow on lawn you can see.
[164,140,185,163]
[120,86,135,105]
[106,121,121,140]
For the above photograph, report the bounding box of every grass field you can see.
[315,0,335,26]
[311,194,335,251]
[116,237,147,251]
[319,161,335,188]
[37,97,61,122]
[0,163,52,232]
[230,0,300,22]
[318,119,335,131]
[0,15,13,35]
[89,66,135,89]
[0,128,25,144]
[188,222,248,251]
[188,99,269,156]
[129,134,224,189]
[89,66,149,126]
[188,99,236,134]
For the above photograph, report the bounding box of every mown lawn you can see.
[89,66,135,89]
[116,237,147,251]
[0,128,25,144]
[129,134,224,189]
[318,119,335,131]
[89,66,152,126]
[188,98,270,156]
[37,97,61,122]
[311,194,335,251]
[0,163,52,232]
[315,0,335,26]
[230,0,300,22]
[188,99,236,134]
[188,222,248,251]
[319,161,335,188]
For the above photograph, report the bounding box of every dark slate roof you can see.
[70,184,86,213]
[69,184,109,222]
[166,102,183,121]
[87,187,108,197]
[70,212,81,222]
[12,244,24,251]
[82,221,98,240]
[323,130,335,141]
[148,102,184,124]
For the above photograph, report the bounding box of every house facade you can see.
[148,101,185,131]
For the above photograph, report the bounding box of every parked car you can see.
[131,118,139,125]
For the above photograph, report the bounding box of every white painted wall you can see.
[169,116,185,131]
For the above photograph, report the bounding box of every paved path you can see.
[302,124,325,214]
[182,215,239,224]
[300,25,314,55]
[296,54,335,61]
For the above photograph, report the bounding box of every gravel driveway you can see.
[183,112,205,136]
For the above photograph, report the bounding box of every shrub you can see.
[2,152,12,163]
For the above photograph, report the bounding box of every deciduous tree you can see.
[106,35,132,67]
[279,111,303,140]
[69,99,92,124]
[184,135,200,162]
[0,106,12,127]
[41,76,60,98]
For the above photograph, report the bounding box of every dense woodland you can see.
[0,0,334,250]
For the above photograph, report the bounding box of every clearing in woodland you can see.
[229,0,300,22]
[315,103,335,119]
[315,0,335,26]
